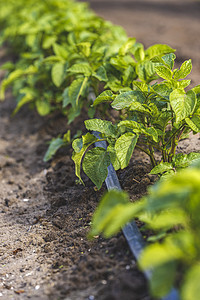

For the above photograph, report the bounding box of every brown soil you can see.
[0,1,200,299]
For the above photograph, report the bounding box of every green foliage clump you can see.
[72,52,200,188]
[0,0,128,121]
[89,162,200,299]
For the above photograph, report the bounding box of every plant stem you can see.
[168,135,177,162]
[135,145,156,168]
[135,145,150,156]
[177,125,186,141]
[167,125,186,162]
[148,145,157,167]
[138,140,162,151]
[163,124,185,148]
[162,148,167,162]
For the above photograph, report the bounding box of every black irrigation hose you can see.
[89,89,180,299]
[93,135,180,300]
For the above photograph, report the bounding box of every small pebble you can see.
[35,285,40,290]
[25,272,33,277]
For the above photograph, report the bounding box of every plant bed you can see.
[0,90,151,300]
[1,87,199,300]
[1,0,200,299]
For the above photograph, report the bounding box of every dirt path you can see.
[0,1,200,299]
[0,53,149,299]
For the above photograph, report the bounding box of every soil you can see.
[0,1,200,300]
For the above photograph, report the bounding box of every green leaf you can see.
[36,99,51,116]
[139,240,181,270]
[154,111,173,130]
[83,147,110,189]
[145,209,187,230]
[0,69,29,100]
[173,153,200,169]
[13,96,31,115]
[153,83,172,100]
[68,77,88,106]
[89,189,130,237]
[145,127,159,142]
[111,91,145,110]
[72,138,83,153]
[62,87,70,108]
[162,53,176,69]
[51,63,65,87]
[72,133,97,184]
[155,65,172,80]
[119,37,136,56]
[85,119,117,138]
[68,63,92,76]
[185,116,200,132]
[92,66,108,82]
[170,89,197,123]
[115,133,138,169]
[43,138,64,162]
[151,53,176,70]
[182,264,200,300]
[130,101,150,114]
[122,65,137,85]
[192,84,200,95]
[137,61,155,81]
[42,36,57,49]
[150,162,173,175]
[53,43,68,59]
[132,43,145,62]
[110,56,129,70]
[13,89,35,114]
[173,59,192,80]
[105,77,124,92]
[88,106,95,119]
[150,262,176,298]
[0,61,14,71]
[132,81,149,92]
[118,120,141,133]
[63,130,71,143]
[67,105,81,124]
[93,90,115,106]
[145,44,175,59]
[107,144,121,170]
[177,80,191,89]
[103,201,145,237]
[42,55,63,64]
[76,42,91,57]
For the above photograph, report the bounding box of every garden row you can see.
[0,0,200,299]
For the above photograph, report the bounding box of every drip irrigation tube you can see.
[93,134,180,300]
[89,90,180,299]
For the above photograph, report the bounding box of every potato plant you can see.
[0,0,129,121]
[89,161,200,300]
[72,54,200,188]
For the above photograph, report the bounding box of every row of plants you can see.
[0,0,200,299]
[90,162,200,300]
